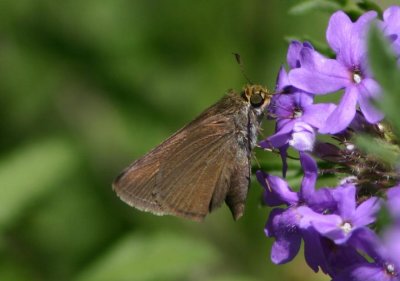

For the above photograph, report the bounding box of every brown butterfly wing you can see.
[112,141,167,215]
[113,95,245,221]
[156,116,238,221]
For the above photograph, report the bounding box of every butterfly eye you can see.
[250,92,264,107]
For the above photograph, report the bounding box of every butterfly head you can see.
[241,85,272,110]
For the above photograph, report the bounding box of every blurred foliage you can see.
[368,24,400,136]
[290,0,383,19]
[0,1,395,281]
[289,0,341,15]
[357,23,400,173]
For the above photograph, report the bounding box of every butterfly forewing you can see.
[113,95,242,221]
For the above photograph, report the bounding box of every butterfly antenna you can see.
[233,53,253,84]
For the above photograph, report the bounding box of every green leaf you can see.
[0,139,78,230]
[357,0,383,16]
[374,205,392,234]
[356,135,400,166]
[368,24,400,135]
[289,0,341,15]
[332,0,346,5]
[74,232,219,281]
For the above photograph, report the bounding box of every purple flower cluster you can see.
[260,41,336,176]
[264,6,400,156]
[259,6,400,281]
[259,154,400,280]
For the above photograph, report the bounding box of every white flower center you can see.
[341,222,352,234]
[386,263,396,275]
[294,111,302,118]
[293,107,303,118]
[353,73,362,84]
[346,143,355,151]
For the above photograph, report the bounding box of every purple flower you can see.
[333,228,400,281]
[289,11,384,134]
[261,41,336,176]
[319,237,368,277]
[298,184,381,245]
[264,207,302,264]
[257,153,334,272]
[261,68,335,171]
[286,40,314,70]
[382,6,400,55]
[261,87,321,152]
[382,227,400,275]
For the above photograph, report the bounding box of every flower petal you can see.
[265,208,284,237]
[279,144,289,178]
[302,102,337,129]
[333,264,389,281]
[320,238,367,277]
[348,228,386,261]
[259,121,294,149]
[307,188,336,214]
[302,228,327,273]
[383,227,400,269]
[271,233,301,264]
[258,171,287,207]
[289,68,345,94]
[354,11,377,32]
[259,133,289,150]
[383,6,400,34]
[313,219,347,244]
[298,206,346,243]
[383,6,400,55]
[287,40,303,69]
[332,184,356,220]
[268,94,293,119]
[289,48,349,94]
[358,78,384,124]
[299,152,317,200]
[387,185,400,219]
[319,86,358,134]
[268,208,302,264]
[353,197,381,227]
[361,77,381,98]
[295,91,314,107]
[326,11,353,54]
[286,41,315,69]
[275,66,290,91]
[337,11,376,67]
[269,92,314,120]
[257,172,299,206]
[289,122,315,151]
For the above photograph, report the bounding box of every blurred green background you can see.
[0,1,394,281]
